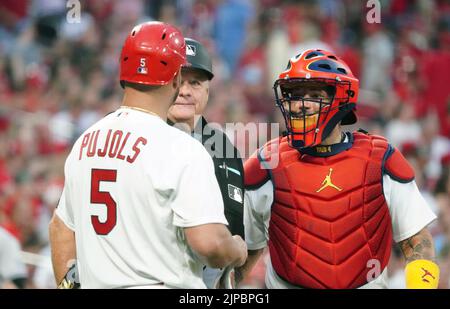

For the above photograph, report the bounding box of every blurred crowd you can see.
[0,0,449,289]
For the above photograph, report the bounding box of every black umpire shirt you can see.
[169,117,245,238]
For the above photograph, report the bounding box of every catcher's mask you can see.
[274,49,359,149]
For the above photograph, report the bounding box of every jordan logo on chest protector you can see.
[316,168,342,193]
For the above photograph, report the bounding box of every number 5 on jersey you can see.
[91,169,117,235]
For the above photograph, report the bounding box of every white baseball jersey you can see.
[0,227,27,286]
[56,107,228,289]
[245,135,437,289]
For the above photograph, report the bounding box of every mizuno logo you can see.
[421,267,436,283]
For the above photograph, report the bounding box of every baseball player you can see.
[0,226,27,288]
[237,49,439,289]
[167,38,245,288]
[49,21,247,289]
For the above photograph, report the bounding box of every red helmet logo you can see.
[119,21,186,87]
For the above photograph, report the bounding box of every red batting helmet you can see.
[119,21,186,87]
[274,49,359,149]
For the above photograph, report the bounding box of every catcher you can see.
[237,49,438,289]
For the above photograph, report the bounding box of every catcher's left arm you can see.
[399,228,439,289]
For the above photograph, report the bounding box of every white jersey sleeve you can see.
[55,152,75,231]
[244,180,273,250]
[0,227,27,282]
[171,144,228,227]
[383,175,437,242]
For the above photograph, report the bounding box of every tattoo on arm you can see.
[399,228,435,264]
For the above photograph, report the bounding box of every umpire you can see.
[167,38,244,288]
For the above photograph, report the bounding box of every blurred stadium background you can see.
[0,0,449,289]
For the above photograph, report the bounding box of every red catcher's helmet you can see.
[274,49,359,149]
[119,21,186,87]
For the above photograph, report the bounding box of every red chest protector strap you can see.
[244,150,270,190]
[244,137,285,190]
[382,144,415,182]
[244,133,415,189]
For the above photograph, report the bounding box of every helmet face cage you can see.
[274,78,353,149]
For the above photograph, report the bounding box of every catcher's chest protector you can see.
[268,133,392,288]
